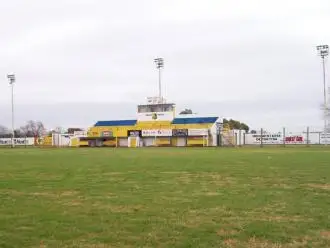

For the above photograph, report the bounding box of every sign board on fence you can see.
[142,129,172,137]
[0,138,35,146]
[127,130,141,137]
[172,129,188,137]
[320,133,330,145]
[285,135,304,144]
[188,129,208,136]
[245,134,282,145]
[245,132,330,145]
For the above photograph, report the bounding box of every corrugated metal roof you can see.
[94,120,137,126]
[94,117,218,126]
[172,117,218,124]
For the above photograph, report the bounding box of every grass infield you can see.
[0,147,330,248]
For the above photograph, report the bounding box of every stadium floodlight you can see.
[7,74,16,148]
[316,45,329,144]
[154,58,164,102]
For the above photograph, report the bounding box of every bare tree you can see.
[20,125,33,137]
[14,129,24,138]
[20,120,46,138]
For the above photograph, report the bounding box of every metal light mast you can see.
[7,74,16,148]
[317,45,329,143]
[154,58,164,103]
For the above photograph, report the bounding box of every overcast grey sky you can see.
[0,0,329,131]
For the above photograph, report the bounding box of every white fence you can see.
[244,133,330,145]
[1,129,329,147]
[0,138,35,146]
[233,129,330,146]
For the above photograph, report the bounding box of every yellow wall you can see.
[130,137,137,148]
[38,136,52,146]
[88,125,136,137]
[43,136,53,146]
[103,140,117,147]
[137,121,172,129]
[187,137,205,146]
[156,137,171,146]
[71,137,89,147]
[172,123,213,129]
[71,137,79,147]
[171,137,178,146]
[87,122,214,138]
[79,140,89,147]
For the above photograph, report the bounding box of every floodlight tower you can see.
[154,58,164,102]
[7,74,16,148]
[317,45,329,141]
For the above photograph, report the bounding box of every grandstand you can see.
[72,96,222,147]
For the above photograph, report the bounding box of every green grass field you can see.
[1,147,330,248]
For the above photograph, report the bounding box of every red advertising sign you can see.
[285,136,304,143]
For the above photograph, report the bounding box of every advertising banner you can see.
[101,131,113,137]
[172,129,188,137]
[188,129,208,136]
[245,132,330,145]
[320,133,330,145]
[285,135,304,144]
[0,138,35,146]
[142,129,172,137]
[127,130,142,137]
[245,134,283,145]
[73,131,87,137]
[137,112,174,122]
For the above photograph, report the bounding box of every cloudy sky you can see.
[0,0,329,132]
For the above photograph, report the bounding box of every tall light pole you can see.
[154,58,164,102]
[7,74,15,148]
[317,45,329,143]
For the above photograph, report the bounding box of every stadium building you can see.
[63,59,240,148]
[72,96,224,148]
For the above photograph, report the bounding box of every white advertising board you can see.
[142,129,172,137]
[188,129,209,136]
[137,112,174,122]
[0,138,35,146]
[320,133,330,145]
[73,131,87,137]
[245,132,329,145]
[307,133,321,144]
[245,134,283,145]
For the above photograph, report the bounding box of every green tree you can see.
[222,118,249,132]
[179,109,193,115]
